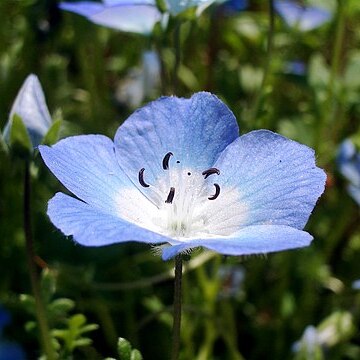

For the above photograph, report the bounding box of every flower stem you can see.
[249,0,275,126]
[24,162,55,360]
[171,255,183,360]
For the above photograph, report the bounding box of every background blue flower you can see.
[3,74,52,149]
[274,0,332,31]
[337,139,360,205]
[60,1,162,34]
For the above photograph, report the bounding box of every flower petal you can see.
[60,2,105,17]
[3,74,52,147]
[274,1,331,31]
[162,225,312,260]
[39,135,131,214]
[212,130,326,230]
[90,5,161,34]
[60,1,161,34]
[48,193,170,246]
[114,92,239,186]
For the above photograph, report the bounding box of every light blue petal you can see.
[104,0,155,5]
[114,92,239,186]
[274,1,331,31]
[337,140,360,187]
[348,184,360,206]
[3,74,52,148]
[90,5,161,34]
[60,1,161,34]
[213,130,326,229]
[162,225,312,260]
[60,2,105,17]
[39,135,131,214]
[48,193,170,247]
[299,8,331,31]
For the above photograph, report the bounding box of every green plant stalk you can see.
[24,162,56,360]
[317,0,346,154]
[328,0,346,113]
[249,0,275,126]
[171,255,183,360]
[173,20,181,92]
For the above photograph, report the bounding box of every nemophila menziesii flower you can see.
[274,0,331,31]
[39,92,325,261]
[59,1,162,35]
[337,140,360,205]
[3,74,52,149]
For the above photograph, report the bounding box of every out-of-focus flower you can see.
[283,61,306,76]
[39,92,325,261]
[0,305,25,360]
[293,325,323,359]
[352,279,360,290]
[3,74,53,149]
[60,1,162,35]
[274,0,332,31]
[0,306,10,335]
[59,0,222,34]
[337,139,360,205]
[218,0,248,15]
[116,50,161,108]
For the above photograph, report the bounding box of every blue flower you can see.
[116,50,161,108]
[0,305,25,360]
[283,61,306,76]
[3,74,52,148]
[219,0,248,15]
[59,1,162,35]
[0,342,25,360]
[0,306,10,335]
[39,92,326,261]
[337,139,360,205]
[274,0,332,31]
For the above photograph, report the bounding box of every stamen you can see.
[162,152,173,170]
[202,167,220,179]
[165,187,175,204]
[208,183,220,200]
[138,168,150,188]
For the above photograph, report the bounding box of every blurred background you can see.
[0,0,360,359]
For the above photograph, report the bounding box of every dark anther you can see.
[162,152,173,170]
[208,183,220,200]
[187,172,191,176]
[176,160,180,164]
[138,168,150,188]
[202,167,220,179]
[165,187,175,204]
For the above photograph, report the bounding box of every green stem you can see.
[171,255,183,360]
[249,0,275,126]
[316,0,346,154]
[24,162,55,360]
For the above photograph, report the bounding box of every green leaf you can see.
[41,269,57,304]
[41,118,62,146]
[48,298,75,317]
[118,337,132,360]
[8,114,32,156]
[130,349,143,360]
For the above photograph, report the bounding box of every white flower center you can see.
[116,152,248,242]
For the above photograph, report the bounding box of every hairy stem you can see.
[24,162,55,360]
[171,255,183,360]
